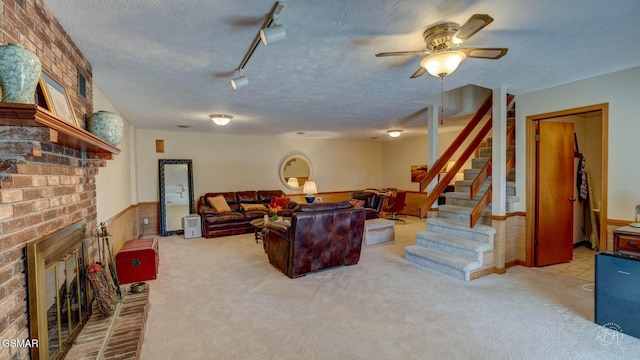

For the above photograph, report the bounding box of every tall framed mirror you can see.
[279,154,312,190]
[159,159,194,236]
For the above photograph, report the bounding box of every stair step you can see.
[472,157,489,169]
[405,246,480,281]
[478,146,514,159]
[463,168,516,181]
[416,231,491,262]
[464,168,515,181]
[436,204,492,225]
[443,193,520,213]
[455,180,516,196]
[426,217,495,245]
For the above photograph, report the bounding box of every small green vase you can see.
[0,43,42,104]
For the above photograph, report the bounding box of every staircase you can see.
[406,100,518,281]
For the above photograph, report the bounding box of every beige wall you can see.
[516,66,640,221]
[135,130,383,202]
[381,130,472,191]
[93,85,136,223]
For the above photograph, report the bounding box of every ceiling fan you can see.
[375,14,508,79]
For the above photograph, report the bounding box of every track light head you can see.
[231,75,248,90]
[260,24,286,45]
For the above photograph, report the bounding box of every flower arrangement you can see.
[268,205,282,221]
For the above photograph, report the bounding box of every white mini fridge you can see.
[183,214,201,239]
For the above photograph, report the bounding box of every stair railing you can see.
[418,95,493,218]
[469,95,517,227]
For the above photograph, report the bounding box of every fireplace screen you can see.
[27,221,89,360]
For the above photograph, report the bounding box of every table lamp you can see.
[303,181,317,203]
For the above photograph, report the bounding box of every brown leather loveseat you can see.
[199,190,297,238]
[263,201,366,278]
[348,190,385,220]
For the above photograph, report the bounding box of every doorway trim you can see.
[525,103,609,266]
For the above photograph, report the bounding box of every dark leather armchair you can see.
[263,201,366,278]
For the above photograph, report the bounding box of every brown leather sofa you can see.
[199,190,297,238]
[263,201,366,278]
[348,190,385,220]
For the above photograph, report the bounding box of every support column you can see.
[491,87,507,272]
[426,104,439,208]
[491,87,507,216]
[427,104,440,211]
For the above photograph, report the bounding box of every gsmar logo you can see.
[1,339,39,348]
[595,323,625,346]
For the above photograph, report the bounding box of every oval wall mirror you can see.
[280,154,312,190]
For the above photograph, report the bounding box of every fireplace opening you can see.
[27,220,90,360]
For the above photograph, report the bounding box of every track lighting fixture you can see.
[230,2,286,89]
[260,24,286,45]
[231,71,248,90]
[209,114,233,126]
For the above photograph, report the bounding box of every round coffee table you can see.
[250,218,267,243]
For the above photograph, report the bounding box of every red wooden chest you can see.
[116,238,159,284]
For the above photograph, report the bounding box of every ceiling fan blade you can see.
[375,50,430,57]
[459,47,508,60]
[453,14,494,42]
[410,67,426,79]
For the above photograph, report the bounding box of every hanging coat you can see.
[576,155,588,202]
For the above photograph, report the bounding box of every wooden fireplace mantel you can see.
[0,103,120,157]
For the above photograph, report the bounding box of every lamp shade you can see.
[287,177,299,188]
[209,114,233,126]
[420,51,466,78]
[302,180,317,195]
[231,75,248,90]
[260,24,286,45]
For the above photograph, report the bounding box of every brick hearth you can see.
[65,288,149,360]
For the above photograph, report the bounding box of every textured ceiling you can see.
[45,0,640,140]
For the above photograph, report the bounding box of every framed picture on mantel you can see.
[40,71,79,127]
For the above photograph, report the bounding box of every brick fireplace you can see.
[0,105,119,359]
[1,1,117,359]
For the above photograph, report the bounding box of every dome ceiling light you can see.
[209,114,233,126]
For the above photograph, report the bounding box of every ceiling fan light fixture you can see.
[420,51,466,78]
[260,24,286,45]
[209,114,233,126]
[387,129,403,138]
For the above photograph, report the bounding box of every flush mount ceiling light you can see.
[209,114,233,126]
[420,51,467,78]
[230,2,286,89]
[387,130,403,138]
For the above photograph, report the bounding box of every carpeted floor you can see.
[140,217,640,360]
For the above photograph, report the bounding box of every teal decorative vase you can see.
[0,43,42,104]
[88,111,124,146]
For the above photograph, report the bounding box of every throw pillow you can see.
[240,203,267,211]
[349,199,365,208]
[269,196,290,209]
[207,195,232,213]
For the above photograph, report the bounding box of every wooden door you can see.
[535,121,575,266]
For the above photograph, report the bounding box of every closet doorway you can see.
[525,103,609,267]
